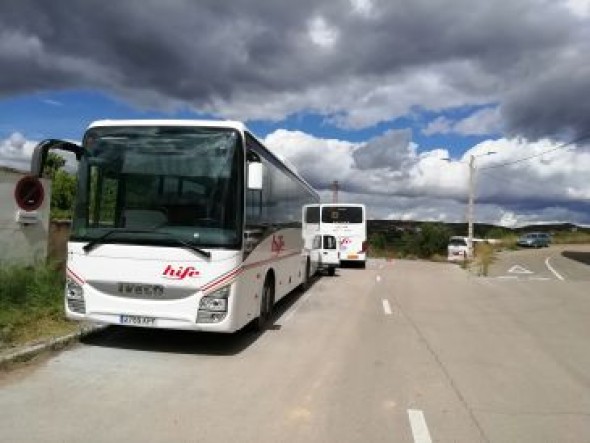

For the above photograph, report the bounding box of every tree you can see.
[44,153,77,220]
[43,153,66,181]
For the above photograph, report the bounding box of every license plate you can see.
[120,315,156,326]
[347,254,358,259]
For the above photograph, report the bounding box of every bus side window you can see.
[306,206,320,223]
[312,235,321,249]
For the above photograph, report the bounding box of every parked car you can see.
[447,236,487,261]
[447,236,469,261]
[517,232,550,248]
[311,234,339,276]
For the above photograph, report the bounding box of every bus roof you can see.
[88,119,247,132]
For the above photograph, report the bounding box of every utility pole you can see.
[332,180,339,203]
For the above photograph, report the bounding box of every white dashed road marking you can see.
[382,299,392,315]
[407,409,432,443]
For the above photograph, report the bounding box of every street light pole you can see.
[441,151,495,257]
[467,154,475,255]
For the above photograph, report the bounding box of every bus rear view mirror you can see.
[247,161,263,190]
[30,139,84,178]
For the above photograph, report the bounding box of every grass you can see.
[552,231,590,244]
[473,242,496,276]
[0,263,77,350]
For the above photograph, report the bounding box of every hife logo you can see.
[339,237,352,251]
[162,265,200,280]
[271,235,285,254]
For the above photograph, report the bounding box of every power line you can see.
[479,133,590,170]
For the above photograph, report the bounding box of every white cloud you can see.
[423,116,453,136]
[423,107,502,136]
[264,129,357,188]
[41,98,63,106]
[308,16,339,48]
[350,0,374,17]
[564,0,590,17]
[0,133,37,172]
[454,107,502,135]
[0,133,78,173]
[265,129,590,226]
[210,60,495,128]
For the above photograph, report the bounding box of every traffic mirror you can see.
[14,175,45,211]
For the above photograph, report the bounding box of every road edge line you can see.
[545,257,565,281]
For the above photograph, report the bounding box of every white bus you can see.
[303,203,368,268]
[31,120,319,332]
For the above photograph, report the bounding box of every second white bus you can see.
[304,203,368,268]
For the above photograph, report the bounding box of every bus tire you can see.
[252,275,274,332]
[359,261,366,269]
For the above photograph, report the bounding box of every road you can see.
[1,251,590,442]
[487,244,590,282]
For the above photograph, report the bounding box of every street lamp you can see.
[442,151,496,256]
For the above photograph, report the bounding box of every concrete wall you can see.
[0,169,51,265]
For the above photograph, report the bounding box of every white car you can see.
[447,236,487,262]
[448,236,469,261]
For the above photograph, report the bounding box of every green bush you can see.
[401,223,452,259]
[368,232,387,251]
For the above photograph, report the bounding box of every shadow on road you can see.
[80,276,321,356]
[339,261,366,269]
[562,250,590,266]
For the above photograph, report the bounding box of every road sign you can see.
[14,175,44,211]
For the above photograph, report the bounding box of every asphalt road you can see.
[1,254,590,442]
[487,244,590,282]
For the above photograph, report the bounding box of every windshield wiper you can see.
[82,229,212,258]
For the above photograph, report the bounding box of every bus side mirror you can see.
[31,139,84,177]
[247,161,263,190]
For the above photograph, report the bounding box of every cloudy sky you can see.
[1,0,590,226]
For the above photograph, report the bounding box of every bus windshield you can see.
[71,126,243,249]
[321,206,363,224]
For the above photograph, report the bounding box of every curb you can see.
[0,323,107,369]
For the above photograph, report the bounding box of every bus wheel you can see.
[253,275,274,332]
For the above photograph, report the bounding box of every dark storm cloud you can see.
[501,53,590,139]
[353,129,413,170]
[0,0,588,138]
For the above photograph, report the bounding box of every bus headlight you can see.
[65,278,86,314]
[199,297,228,312]
[197,285,230,323]
[66,278,84,300]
